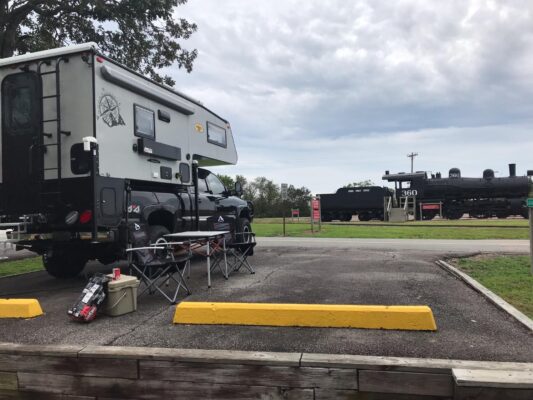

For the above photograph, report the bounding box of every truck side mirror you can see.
[234,182,242,197]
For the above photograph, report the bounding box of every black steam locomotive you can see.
[382,163,529,220]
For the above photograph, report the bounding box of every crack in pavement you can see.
[105,303,175,346]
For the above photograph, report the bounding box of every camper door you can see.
[1,71,43,213]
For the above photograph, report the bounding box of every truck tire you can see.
[148,225,171,244]
[236,218,252,242]
[43,248,87,278]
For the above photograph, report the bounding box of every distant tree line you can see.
[217,175,312,218]
[343,180,374,188]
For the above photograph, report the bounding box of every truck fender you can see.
[142,204,180,232]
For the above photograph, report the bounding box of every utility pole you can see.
[407,152,418,173]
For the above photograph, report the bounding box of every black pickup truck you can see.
[17,168,253,278]
[128,168,253,244]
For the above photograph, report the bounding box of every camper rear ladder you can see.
[37,57,70,204]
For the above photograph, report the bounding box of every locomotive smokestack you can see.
[509,163,516,177]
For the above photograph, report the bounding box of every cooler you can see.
[103,274,140,316]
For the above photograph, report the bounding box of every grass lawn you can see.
[252,222,529,239]
[254,217,528,227]
[454,255,533,318]
[0,256,43,278]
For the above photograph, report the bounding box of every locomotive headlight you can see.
[65,211,79,226]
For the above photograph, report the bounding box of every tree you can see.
[216,174,235,190]
[343,180,374,188]
[286,185,311,216]
[0,0,197,86]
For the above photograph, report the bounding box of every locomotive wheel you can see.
[422,213,436,221]
[446,211,463,220]
[358,212,371,222]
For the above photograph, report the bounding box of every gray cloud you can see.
[170,0,533,193]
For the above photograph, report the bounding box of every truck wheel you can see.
[43,248,87,278]
[236,218,252,242]
[97,254,118,265]
[148,225,171,244]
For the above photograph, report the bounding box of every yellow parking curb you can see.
[0,299,43,318]
[173,302,437,331]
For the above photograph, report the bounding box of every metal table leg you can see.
[223,237,228,278]
[206,239,211,288]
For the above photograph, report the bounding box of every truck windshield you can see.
[206,173,226,195]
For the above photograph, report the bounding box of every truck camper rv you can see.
[0,43,252,277]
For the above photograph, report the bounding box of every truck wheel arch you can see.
[144,206,177,233]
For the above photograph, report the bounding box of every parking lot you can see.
[0,238,531,362]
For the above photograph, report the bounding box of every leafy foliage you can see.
[216,174,235,190]
[219,174,312,217]
[0,0,197,86]
[343,180,374,188]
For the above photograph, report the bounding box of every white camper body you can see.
[0,42,237,189]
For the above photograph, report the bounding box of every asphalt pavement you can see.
[0,238,531,362]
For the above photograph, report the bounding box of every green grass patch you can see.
[253,217,528,227]
[455,255,533,318]
[252,223,529,240]
[0,256,43,278]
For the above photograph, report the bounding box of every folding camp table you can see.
[164,231,229,288]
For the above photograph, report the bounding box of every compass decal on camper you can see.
[97,93,125,127]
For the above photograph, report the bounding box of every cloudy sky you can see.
[170,0,533,194]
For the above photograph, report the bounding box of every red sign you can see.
[422,204,440,210]
[311,198,320,221]
[291,209,300,217]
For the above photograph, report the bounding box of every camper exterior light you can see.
[65,211,79,225]
[82,136,98,152]
[79,210,92,224]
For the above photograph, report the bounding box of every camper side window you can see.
[207,122,227,147]
[134,105,155,139]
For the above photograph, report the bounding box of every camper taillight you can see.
[79,210,93,224]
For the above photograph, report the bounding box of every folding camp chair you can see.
[206,216,236,279]
[227,231,256,274]
[126,225,191,304]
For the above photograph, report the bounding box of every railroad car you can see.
[319,186,393,221]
